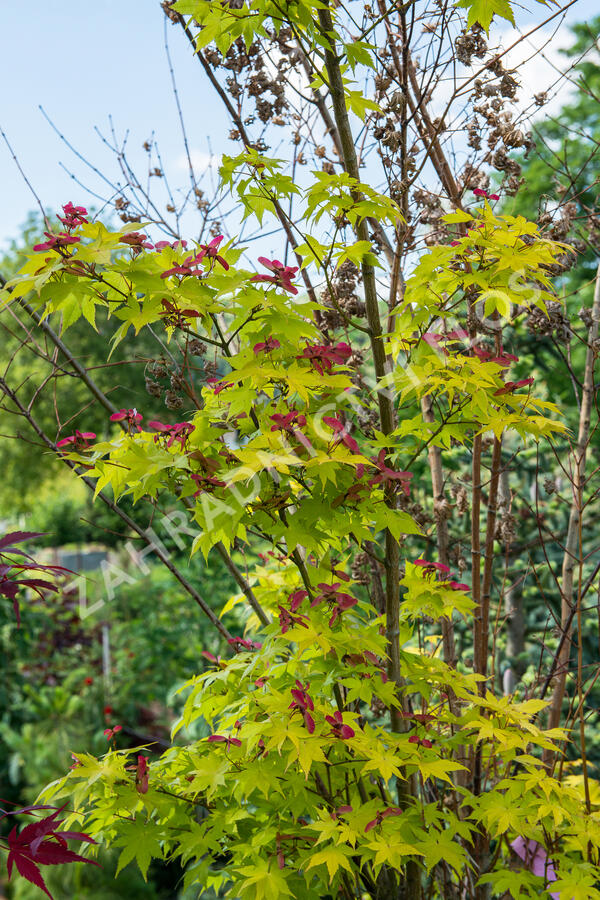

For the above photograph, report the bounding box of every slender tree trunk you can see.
[499,470,525,694]
[421,395,457,669]
[316,7,420,896]
[546,262,600,746]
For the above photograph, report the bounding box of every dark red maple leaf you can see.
[0,532,74,626]
[1,804,99,900]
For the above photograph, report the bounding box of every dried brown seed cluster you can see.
[145,379,162,399]
[161,0,182,24]
[450,484,469,516]
[397,494,431,531]
[495,512,516,543]
[351,551,371,586]
[526,301,571,344]
[189,339,207,356]
[316,261,365,332]
[538,201,577,242]
[207,35,290,132]
[413,188,444,226]
[358,408,379,438]
[165,390,184,410]
[579,306,595,329]
[455,25,488,67]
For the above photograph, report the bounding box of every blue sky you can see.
[0,1,231,249]
[0,0,594,251]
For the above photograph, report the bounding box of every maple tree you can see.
[1,0,600,898]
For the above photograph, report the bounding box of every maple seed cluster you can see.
[289,680,316,733]
[56,430,96,451]
[250,257,299,294]
[161,236,229,278]
[414,559,469,592]
[149,420,195,449]
[33,202,88,254]
[364,806,403,833]
[473,187,500,201]
[103,724,122,741]
[110,408,143,432]
[227,636,263,652]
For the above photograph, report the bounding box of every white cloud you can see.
[495,21,578,120]
[173,150,222,172]
[429,21,578,121]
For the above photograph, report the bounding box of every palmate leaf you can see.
[305,845,354,881]
[8,852,53,900]
[478,866,542,897]
[0,531,74,625]
[366,835,422,869]
[552,871,600,900]
[114,827,164,881]
[5,805,99,900]
[455,0,515,31]
[237,858,294,899]
[455,0,548,33]
[0,530,47,551]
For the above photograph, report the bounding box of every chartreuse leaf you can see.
[294,238,331,270]
[67,751,129,790]
[337,239,380,268]
[345,88,380,117]
[443,208,473,224]
[186,753,230,799]
[366,834,423,869]
[237,858,294,899]
[372,506,423,539]
[344,40,377,71]
[361,746,403,781]
[481,288,513,318]
[551,867,600,900]
[455,0,515,32]
[114,823,164,880]
[414,757,468,785]
[478,866,544,898]
[305,811,341,846]
[420,824,467,873]
[219,591,246,619]
[288,735,328,777]
[305,845,354,881]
